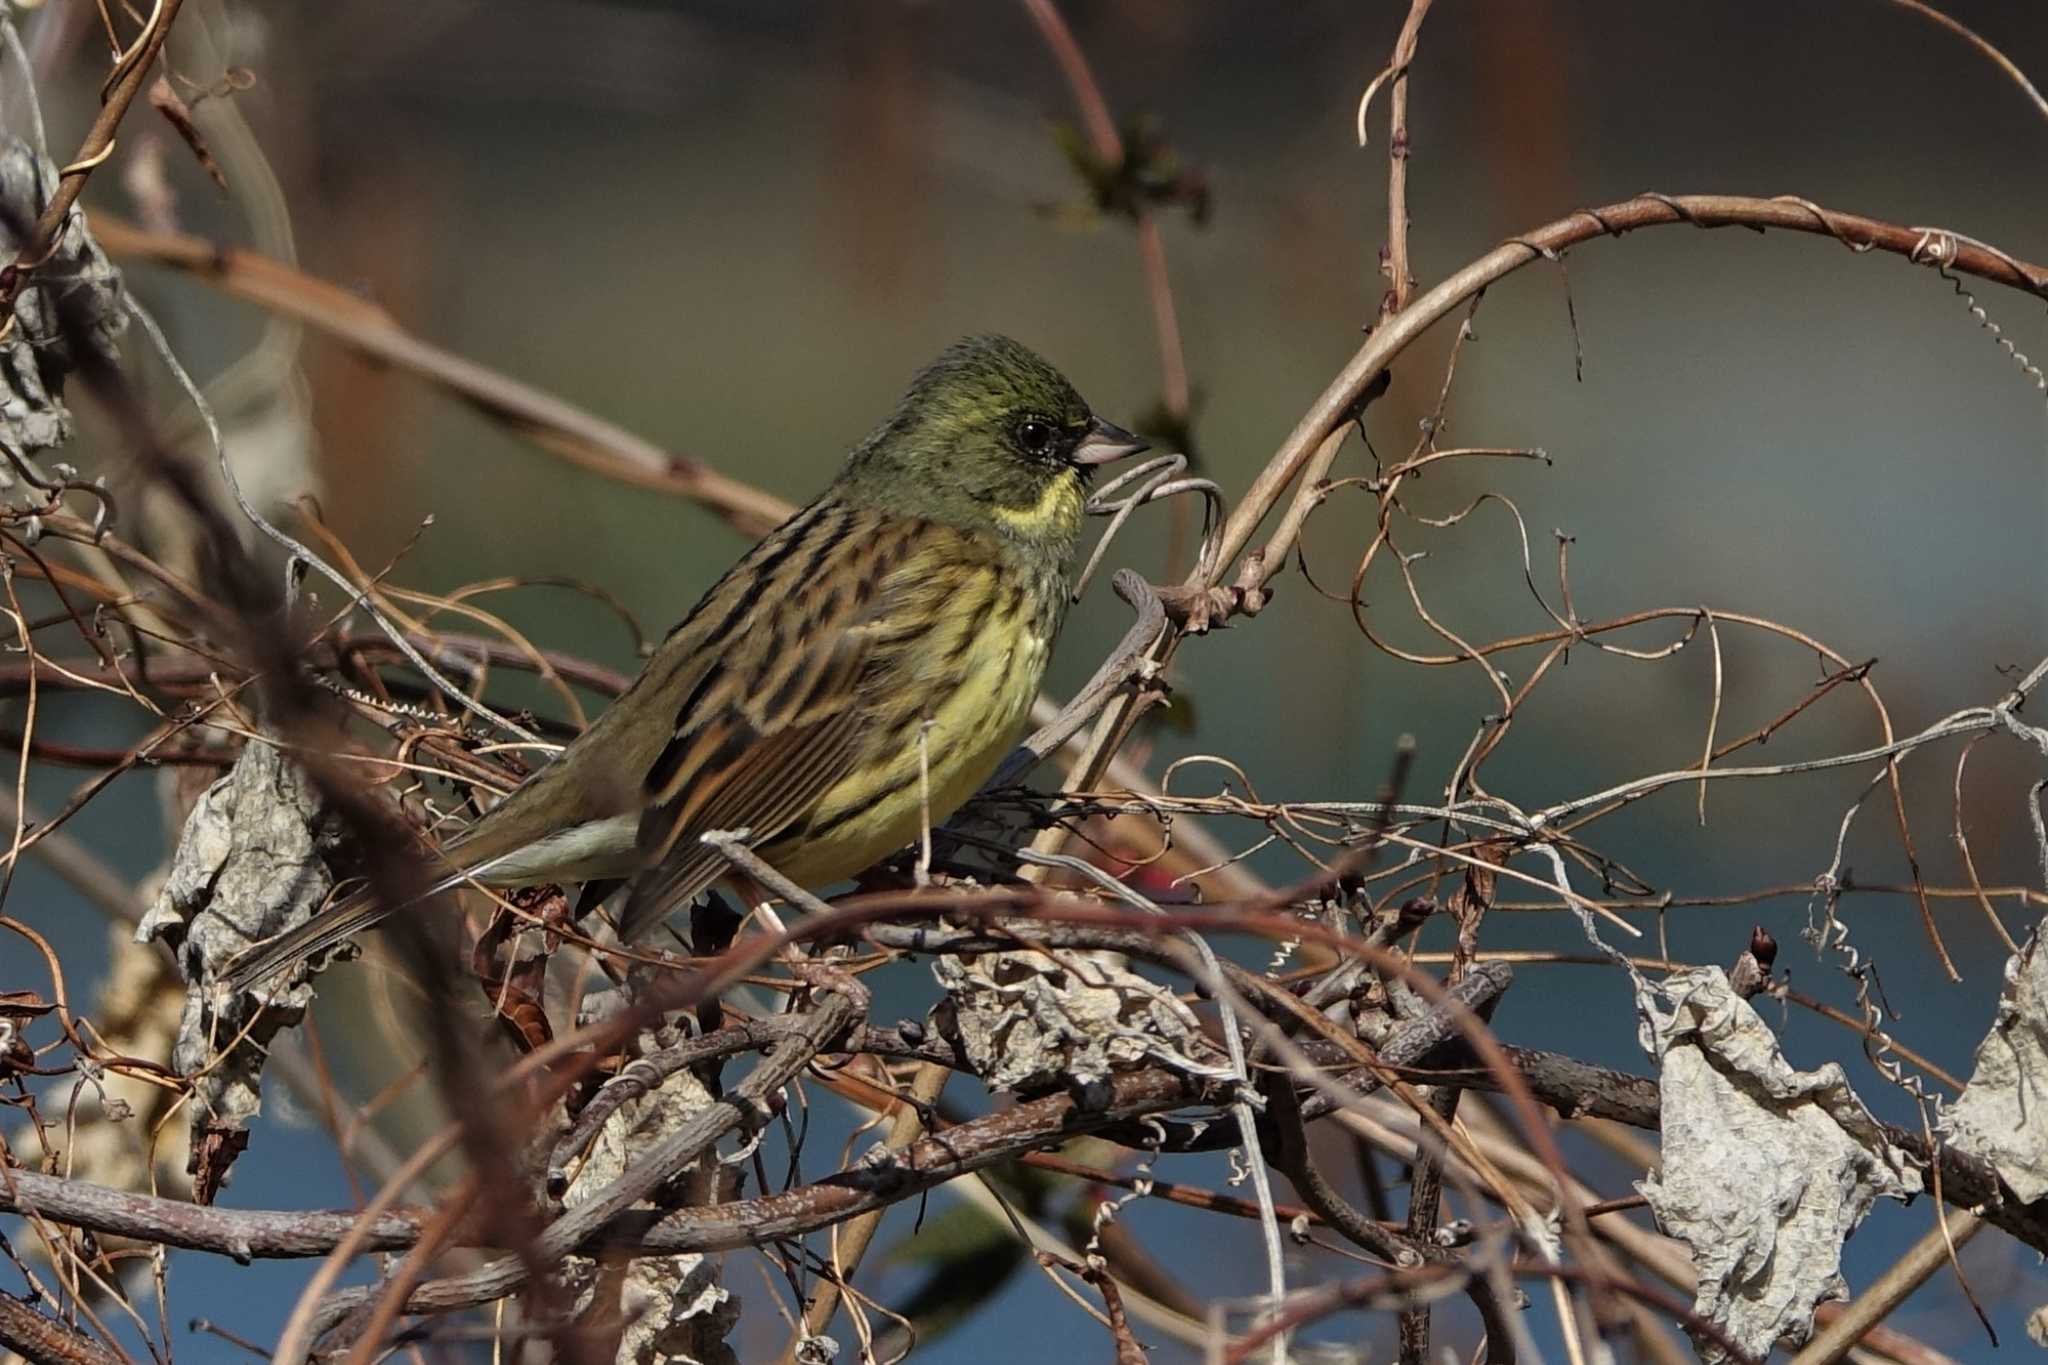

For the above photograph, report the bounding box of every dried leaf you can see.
[932,946,1220,1094]
[1938,930,2048,1203]
[0,136,126,457]
[1637,967,1921,1364]
[137,741,346,1193]
[0,989,54,1018]
[471,884,568,1052]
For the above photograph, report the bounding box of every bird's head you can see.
[843,335,1148,550]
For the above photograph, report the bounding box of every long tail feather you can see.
[218,886,396,993]
[218,850,521,993]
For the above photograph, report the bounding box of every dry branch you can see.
[86,214,793,536]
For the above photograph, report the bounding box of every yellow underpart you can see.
[767,569,1044,887]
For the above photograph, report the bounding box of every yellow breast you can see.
[767,563,1052,887]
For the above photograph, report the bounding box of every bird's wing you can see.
[234,498,960,974]
[615,505,927,939]
[223,500,865,990]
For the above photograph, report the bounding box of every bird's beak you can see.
[1071,417,1150,467]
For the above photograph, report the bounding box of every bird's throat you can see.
[989,468,1086,546]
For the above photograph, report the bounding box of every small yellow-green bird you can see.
[223,335,1146,990]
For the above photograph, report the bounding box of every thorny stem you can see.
[5,1035,2041,1259]
[1400,862,1495,1364]
[1020,850,1295,1336]
[1048,190,2045,984]
[1225,192,2048,594]
[1091,191,1976,822]
[1883,0,2048,123]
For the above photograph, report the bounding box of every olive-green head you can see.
[840,335,1147,548]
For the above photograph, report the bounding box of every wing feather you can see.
[615,519,911,939]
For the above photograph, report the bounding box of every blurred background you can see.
[5,1,2046,1360]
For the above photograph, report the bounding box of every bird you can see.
[222,334,1148,992]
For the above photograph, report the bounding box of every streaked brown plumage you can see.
[221,335,1145,991]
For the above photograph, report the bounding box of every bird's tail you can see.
[218,885,397,994]
[218,757,595,993]
[218,852,515,995]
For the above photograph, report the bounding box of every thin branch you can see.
[1018,0,1190,418]
[308,987,861,1337]
[1374,0,1435,324]
[1882,0,2048,124]
[87,214,793,536]
[1788,1212,1986,1365]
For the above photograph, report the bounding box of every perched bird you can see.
[223,335,1146,991]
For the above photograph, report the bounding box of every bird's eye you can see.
[1015,420,1056,456]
